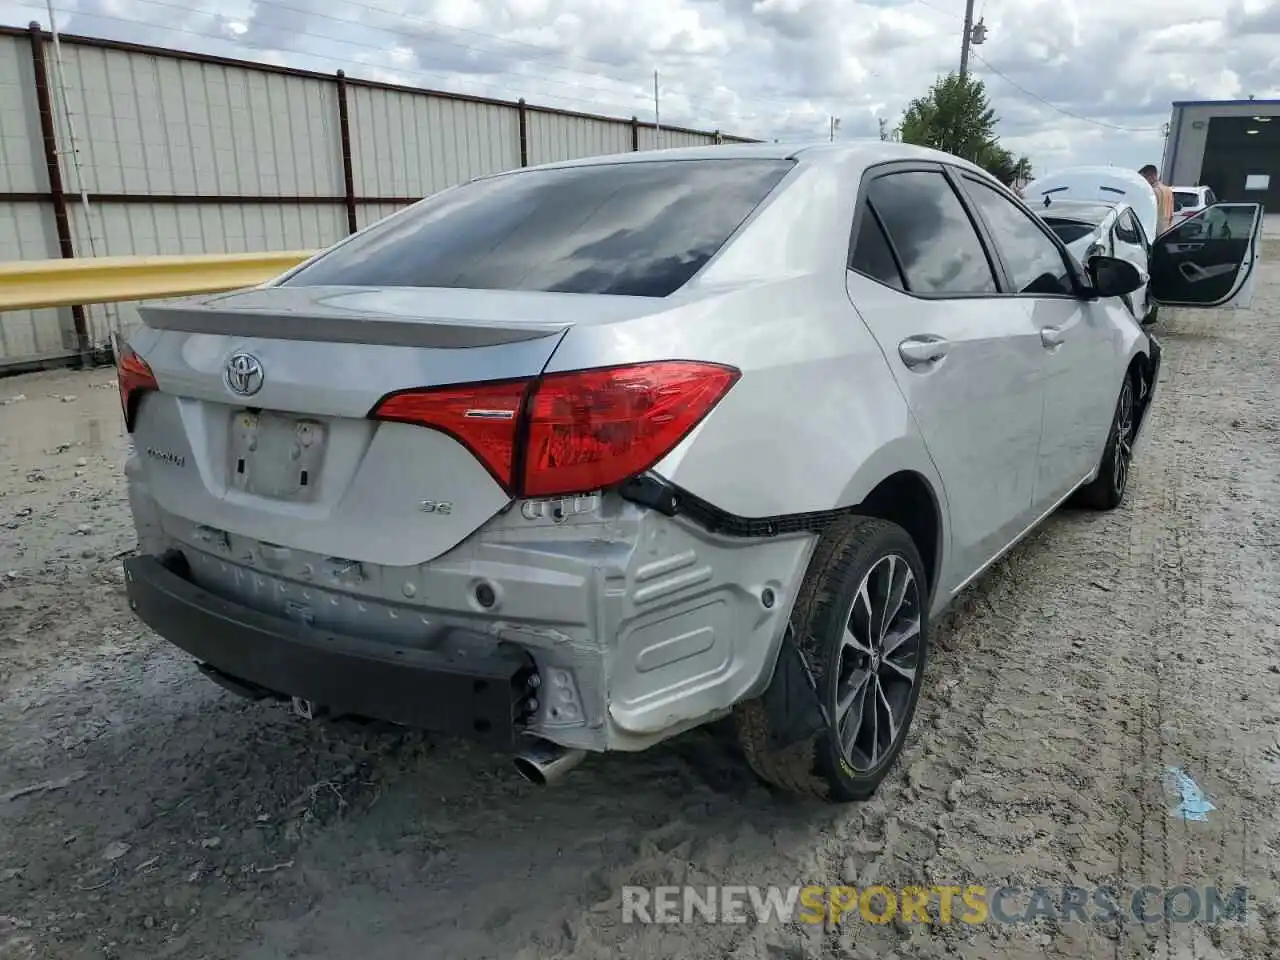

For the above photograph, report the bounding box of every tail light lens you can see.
[370,360,740,498]
[115,341,159,433]
[371,379,530,490]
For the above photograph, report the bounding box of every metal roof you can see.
[1171,99,1280,109]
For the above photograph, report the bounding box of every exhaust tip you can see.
[513,738,586,786]
[512,755,549,785]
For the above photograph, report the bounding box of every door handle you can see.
[1040,326,1066,348]
[898,335,950,369]
[1178,260,1213,282]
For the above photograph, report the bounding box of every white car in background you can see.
[1023,166,1159,251]
[1171,185,1217,226]
[1039,199,1157,324]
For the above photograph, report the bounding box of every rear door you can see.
[1149,203,1264,310]
[955,172,1117,507]
[845,163,1047,586]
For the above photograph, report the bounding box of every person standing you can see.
[1140,164,1174,237]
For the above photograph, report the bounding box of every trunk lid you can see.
[129,285,636,568]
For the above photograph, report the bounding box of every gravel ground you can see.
[3,268,1280,960]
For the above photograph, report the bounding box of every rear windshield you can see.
[1173,191,1200,210]
[1043,219,1096,244]
[282,158,794,297]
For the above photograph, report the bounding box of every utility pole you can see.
[829,116,840,141]
[653,70,660,149]
[959,0,987,78]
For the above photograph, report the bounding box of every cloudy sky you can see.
[3,0,1278,174]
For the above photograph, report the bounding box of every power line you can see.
[902,2,1164,134]
[970,51,1163,132]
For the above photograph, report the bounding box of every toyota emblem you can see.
[225,352,265,397]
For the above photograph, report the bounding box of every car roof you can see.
[475,140,993,180]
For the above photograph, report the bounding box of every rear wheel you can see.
[1074,374,1136,510]
[734,516,928,802]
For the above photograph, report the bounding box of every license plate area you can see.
[228,410,326,501]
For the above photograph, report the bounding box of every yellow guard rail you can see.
[0,251,320,311]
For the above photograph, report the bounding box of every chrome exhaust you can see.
[512,737,587,786]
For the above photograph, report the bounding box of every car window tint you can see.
[848,203,905,290]
[1205,188,1217,205]
[963,178,1074,296]
[281,159,793,297]
[864,171,997,295]
[1173,191,1199,210]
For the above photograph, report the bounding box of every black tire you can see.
[734,515,929,802]
[1074,373,1137,510]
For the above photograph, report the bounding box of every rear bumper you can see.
[123,552,537,748]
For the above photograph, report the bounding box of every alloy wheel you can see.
[1113,380,1135,494]
[832,554,923,772]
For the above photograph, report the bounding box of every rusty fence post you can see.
[335,70,358,235]
[517,98,529,167]
[27,21,89,362]
[631,116,639,151]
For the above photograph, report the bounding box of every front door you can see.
[845,165,1047,590]
[954,173,1116,508]
[1150,203,1264,310]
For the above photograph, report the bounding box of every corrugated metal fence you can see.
[0,23,754,372]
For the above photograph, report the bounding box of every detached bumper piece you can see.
[123,552,536,747]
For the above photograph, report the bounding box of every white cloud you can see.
[4,0,1279,175]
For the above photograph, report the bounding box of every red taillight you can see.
[372,379,530,490]
[116,342,159,433]
[522,362,739,497]
[370,360,740,498]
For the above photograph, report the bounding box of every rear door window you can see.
[848,203,906,290]
[864,170,998,295]
[282,159,794,297]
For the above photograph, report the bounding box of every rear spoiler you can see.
[138,286,572,349]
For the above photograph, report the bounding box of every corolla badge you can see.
[225,352,265,397]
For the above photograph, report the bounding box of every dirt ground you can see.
[3,269,1280,960]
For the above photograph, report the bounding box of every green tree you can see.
[897,72,1032,185]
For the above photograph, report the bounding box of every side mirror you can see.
[1088,255,1144,299]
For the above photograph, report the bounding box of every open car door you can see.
[1148,203,1263,310]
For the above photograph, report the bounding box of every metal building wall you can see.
[1163,100,1280,189]
[0,25,754,372]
